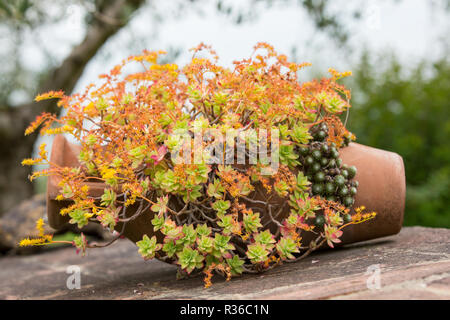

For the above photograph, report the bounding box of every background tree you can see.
[346,52,450,227]
[0,0,355,216]
[0,0,147,214]
[1,0,448,229]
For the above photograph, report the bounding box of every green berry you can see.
[325,182,335,194]
[334,175,345,186]
[343,214,352,223]
[320,158,329,166]
[314,172,326,182]
[341,169,349,178]
[326,195,337,202]
[339,186,349,197]
[330,149,339,159]
[311,149,322,161]
[343,196,354,207]
[316,131,327,141]
[305,156,314,166]
[344,134,352,145]
[328,159,336,167]
[299,146,309,156]
[350,187,357,196]
[311,162,321,172]
[347,166,357,179]
[336,158,343,167]
[312,183,324,195]
[321,144,330,154]
[315,215,325,227]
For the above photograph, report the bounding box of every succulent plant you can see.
[21,43,376,287]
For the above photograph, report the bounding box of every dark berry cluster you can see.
[296,122,358,209]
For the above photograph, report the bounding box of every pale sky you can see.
[20,0,448,159]
[19,0,450,97]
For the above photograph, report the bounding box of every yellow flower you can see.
[36,218,45,237]
[19,234,52,247]
[21,158,36,166]
[125,196,136,207]
[80,185,90,195]
[29,170,47,181]
[38,143,47,159]
[43,127,64,135]
[62,125,74,133]
[19,238,45,247]
[84,101,95,113]
[101,168,116,180]
[355,205,366,214]
[35,90,64,102]
[328,68,352,80]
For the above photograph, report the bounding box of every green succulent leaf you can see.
[243,211,262,233]
[137,235,162,260]
[69,209,91,229]
[276,237,300,260]
[212,200,231,217]
[213,233,235,257]
[151,215,165,232]
[279,142,300,168]
[177,246,204,274]
[197,235,214,254]
[162,240,179,258]
[176,224,197,246]
[128,145,147,169]
[217,215,234,235]
[207,179,225,199]
[274,179,289,197]
[100,189,116,207]
[97,209,117,231]
[151,195,169,215]
[246,243,270,264]
[62,184,74,198]
[196,223,212,237]
[226,255,245,275]
[291,123,312,144]
[254,230,276,250]
[296,171,311,191]
[73,233,87,256]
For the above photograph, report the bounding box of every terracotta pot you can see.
[47,135,405,246]
[337,143,405,244]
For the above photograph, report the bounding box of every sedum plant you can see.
[21,43,375,287]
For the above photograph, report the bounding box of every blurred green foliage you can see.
[346,52,450,227]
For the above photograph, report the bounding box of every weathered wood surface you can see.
[0,227,449,300]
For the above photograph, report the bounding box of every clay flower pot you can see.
[47,135,405,246]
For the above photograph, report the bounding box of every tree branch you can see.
[2,0,146,139]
